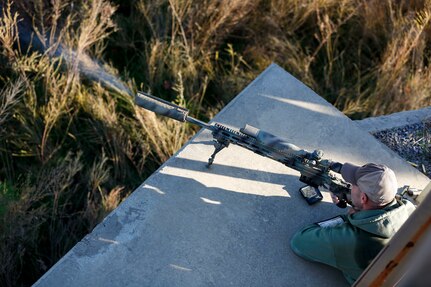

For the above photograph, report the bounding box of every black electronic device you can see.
[299,185,323,205]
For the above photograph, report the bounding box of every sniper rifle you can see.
[135,92,351,207]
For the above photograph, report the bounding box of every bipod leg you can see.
[207,141,227,168]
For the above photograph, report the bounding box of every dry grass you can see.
[370,6,431,115]
[1,0,431,286]
[241,0,431,118]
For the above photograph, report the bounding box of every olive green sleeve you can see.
[290,223,338,268]
[290,220,364,285]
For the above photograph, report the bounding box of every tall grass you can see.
[0,1,194,285]
[1,0,431,286]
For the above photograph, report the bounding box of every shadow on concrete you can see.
[167,157,295,186]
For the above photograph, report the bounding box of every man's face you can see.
[350,185,364,210]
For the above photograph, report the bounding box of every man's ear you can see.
[361,192,368,204]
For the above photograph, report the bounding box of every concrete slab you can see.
[355,106,431,133]
[34,63,430,287]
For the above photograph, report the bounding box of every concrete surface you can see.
[33,63,430,287]
[355,106,431,133]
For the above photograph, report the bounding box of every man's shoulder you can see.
[347,199,415,238]
[382,198,416,220]
[397,197,416,211]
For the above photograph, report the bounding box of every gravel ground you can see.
[373,122,431,179]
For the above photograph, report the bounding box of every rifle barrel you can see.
[185,116,214,130]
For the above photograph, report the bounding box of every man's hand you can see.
[330,192,340,205]
[330,192,348,208]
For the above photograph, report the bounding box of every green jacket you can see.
[290,198,415,284]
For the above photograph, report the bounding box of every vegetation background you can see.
[0,0,430,286]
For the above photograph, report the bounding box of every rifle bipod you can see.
[207,140,229,168]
